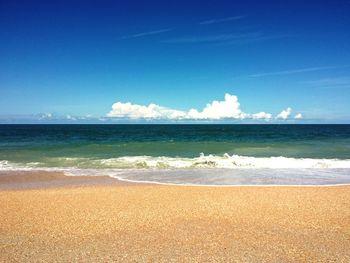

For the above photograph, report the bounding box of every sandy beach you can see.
[1,171,350,262]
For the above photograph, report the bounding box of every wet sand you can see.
[1,171,350,262]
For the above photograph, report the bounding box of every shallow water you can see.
[1,124,350,185]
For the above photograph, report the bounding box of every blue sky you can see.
[0,0,349,123]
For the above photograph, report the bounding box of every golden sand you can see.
[1,172,350,262]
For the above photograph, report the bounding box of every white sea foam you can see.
[0,160,23,170]
[1,157,350,186]
[55,167,350,186]
[1,154,350,170]
[103,154,350,169]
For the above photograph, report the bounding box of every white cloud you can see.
[107,93,246,120]
[107,102,186,119]
[186,94,245,119]
[252,112,272,120]
[107,93,297,121]
[276,107,292,120]
[294,113,303,119]
[66,115,76,121]
[39,113,52,120]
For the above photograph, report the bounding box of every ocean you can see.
[1,124,350,185]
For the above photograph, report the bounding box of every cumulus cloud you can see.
[276,107,292,120]
[66,115,76,121]
[107,93,296,121]
[107,102,186,119]
[186,94,246,119]
[38,113,52,120]
[107,94,246,120]
[252,112,272,120]
[294,113,303,119]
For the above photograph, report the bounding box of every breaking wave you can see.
[2,154,350,186]
[1,153,350,170]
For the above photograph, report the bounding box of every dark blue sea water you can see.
[1,124,350,185]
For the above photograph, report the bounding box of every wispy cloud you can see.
[214,34,291,46]
[302,77,350,88]
[121,28,172,39]
[162,32,287,45]
[199,15,245,25]
[162,33,249,44]
[247,66,340,78]
[0,113,102,124]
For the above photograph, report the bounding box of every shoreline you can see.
[0,170,140,190]
[1,171,350,261]
[1,169,350,188]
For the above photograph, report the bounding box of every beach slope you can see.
[1,172,350,262]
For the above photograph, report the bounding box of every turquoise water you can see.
[1,124,350,185]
